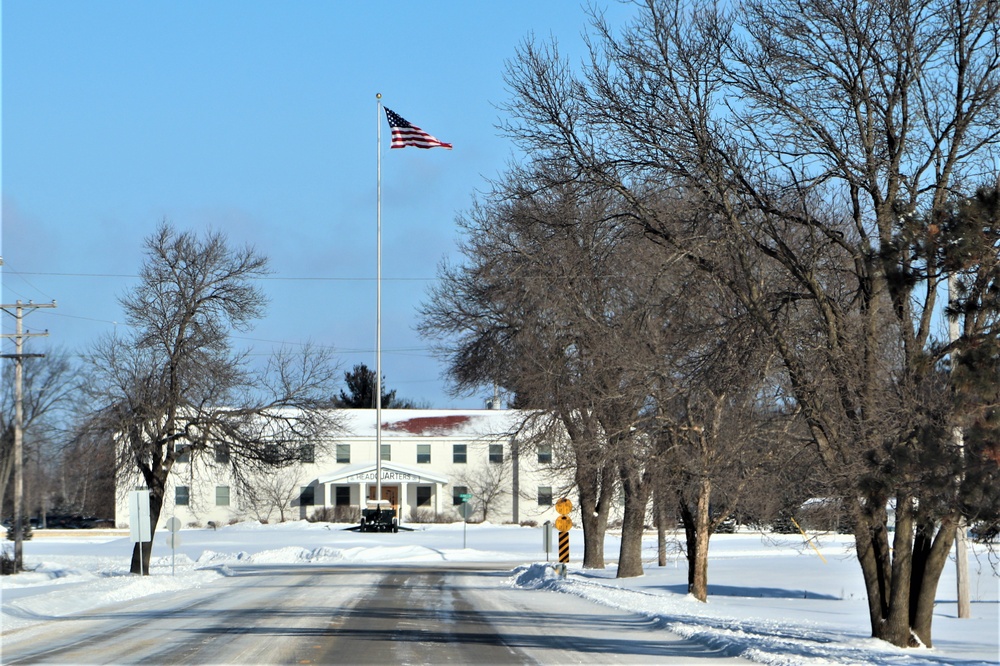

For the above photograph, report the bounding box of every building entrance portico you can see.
[316,461,450,524]
[368,485,399,516]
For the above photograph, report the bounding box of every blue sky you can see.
[1,1,636,408]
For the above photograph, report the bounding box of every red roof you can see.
[382,415,472,435]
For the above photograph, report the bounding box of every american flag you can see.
[384,107,453,150]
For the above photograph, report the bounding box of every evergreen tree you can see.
[5,521,31,542]
[940,184,1000,538]
[336,364,398,408]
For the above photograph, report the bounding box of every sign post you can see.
[165,517,182,576]
[542,520,553,561]
[554,498,573,577]
[460,493,473,548]
[128,490,151,576]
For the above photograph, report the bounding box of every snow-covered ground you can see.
[2,522,997,665]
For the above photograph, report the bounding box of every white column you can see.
[359,482,367,508]
[399,482,409,524]
[434,483,442,515]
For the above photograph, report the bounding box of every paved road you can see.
[1,564,749,664]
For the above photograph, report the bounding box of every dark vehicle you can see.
[36,514,115,529]
[345,501,412,533]
[359,505,398,533]
[714,517,737,534]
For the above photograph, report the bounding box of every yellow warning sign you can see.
[555,515,573,532]
[555,497,572,515]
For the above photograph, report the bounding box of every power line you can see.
[5,270,436,282]
[19,310,126,325]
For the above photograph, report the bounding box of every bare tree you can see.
[641,257,799,601]
[1,348,82,522]
[501,0,1000,647]
[658,383,796,602]
[239,465,304,524]
[454,449,511,522]
[421,173,667,571]
[83,223,340,574]
[57,416,116,520]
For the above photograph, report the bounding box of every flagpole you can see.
[375,93,383,507]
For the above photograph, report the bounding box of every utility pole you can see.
[947,275,971,619]
[1,300,56,573]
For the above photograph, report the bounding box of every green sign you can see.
[459,493,473,502]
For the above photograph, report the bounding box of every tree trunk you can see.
[679,501,696,590]
[578,463,613,569]
[617,464,651,578]
[655,484,667,567]
[129,476,165,575]
[850,491,958,648]
[884,494,916,646]
[130,540,154,575]
[910,515,958,647]
[852,498,892,639]
[688,476,712,602]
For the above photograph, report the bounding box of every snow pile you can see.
[509,562,566,589]
[196,549,252,564]
[505,561,995,665]
[545,577,903,665]
[2,564,223,634]
[233,545,342,564]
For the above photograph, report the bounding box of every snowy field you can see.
[2,521,997,665]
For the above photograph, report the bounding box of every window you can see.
[175,486,190,506]
[264,444,280,463]
[381,443,391,462]
[489,443,503,464]
[416,486,432,507]
[174,443,190,463]
[453,444,467,464]
[214,442,230,464]
[215,486,230,506]
[300,486,315,506]
[335,486,351,506]
[299,443,315,463]
[537,443,552,464]
[537,486,553,506]
[452,485,468,506]
[336,443,351,464]
[417,444,431,464]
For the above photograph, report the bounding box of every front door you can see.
[368,485,399,517]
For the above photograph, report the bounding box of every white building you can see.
[115,409,569,531]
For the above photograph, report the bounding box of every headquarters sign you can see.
[344,469,421,483]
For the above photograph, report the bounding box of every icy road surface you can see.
[2,562,748,664]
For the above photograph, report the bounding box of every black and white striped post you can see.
[554,498,573,577]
